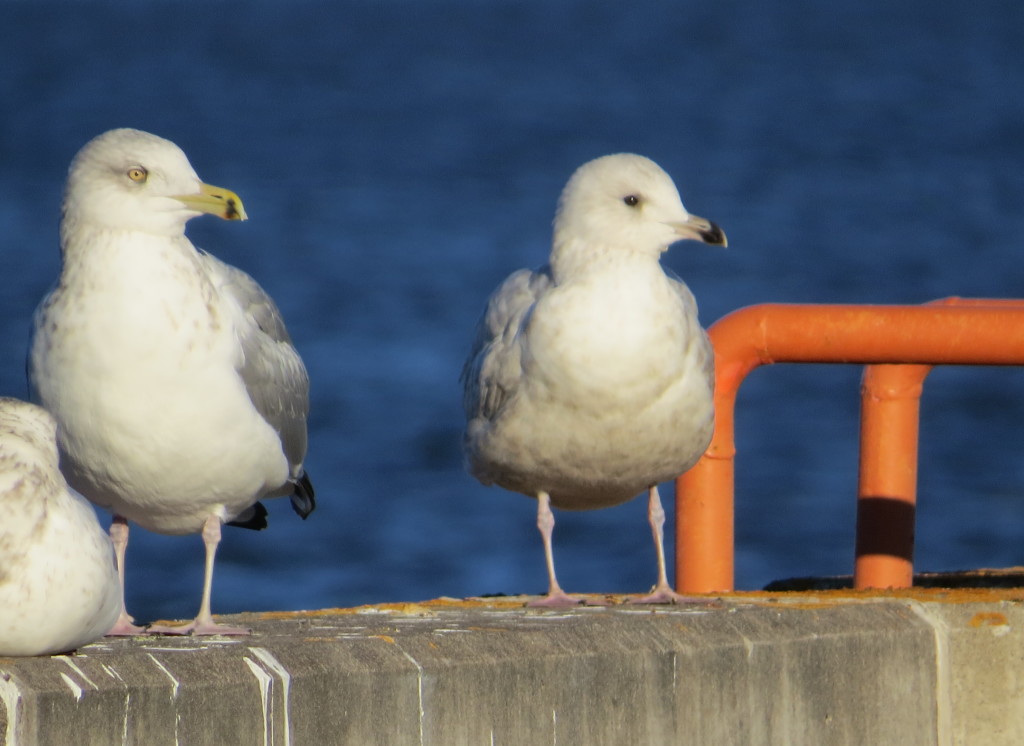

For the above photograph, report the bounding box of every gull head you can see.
[62,128,247,239]
[553,153,726,259]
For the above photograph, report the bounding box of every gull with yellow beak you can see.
[462,153,725,606]
[29,128,314,635]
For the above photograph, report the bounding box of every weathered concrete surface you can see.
[0,591,1020,745]
[909,598,1024,745]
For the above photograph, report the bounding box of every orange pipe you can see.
[855,363,931,589]
[854,298,1024,589]
[676,301,1024,593]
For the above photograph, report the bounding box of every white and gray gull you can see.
[461,153,725,606]
[0,398,120,656]
[29,128,314,635]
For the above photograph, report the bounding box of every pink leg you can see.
[630,486,701,604]
[105,516,148,636]
[149,515,250,636]
[526,492,591,607]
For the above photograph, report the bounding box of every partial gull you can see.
[461,153,726,606]
[0,398,120,656]
[29,128,314,635]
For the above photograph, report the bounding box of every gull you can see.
[0,398,120,656]
[461,153,725,606]
[29,128,314,635]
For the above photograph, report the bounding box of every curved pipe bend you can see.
[676,299,1024,593]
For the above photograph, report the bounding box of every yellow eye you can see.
[127,167,148,183]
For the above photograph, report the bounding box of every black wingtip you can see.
[290,471,316,519]
[228,501,269,531]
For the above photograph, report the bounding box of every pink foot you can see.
[526,592,609,608]
[147,516,250,636]
[105,611,148,636]
[629,586,720,606]
[528,493,610,608]
[631,487,720,607]
[148,619,251,636]
[526,591,584,608]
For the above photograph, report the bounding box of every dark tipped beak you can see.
[697,220,727,247]
[668,213,727,247]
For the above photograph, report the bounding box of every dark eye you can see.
[127,167,148,183]
[623,195,640,207]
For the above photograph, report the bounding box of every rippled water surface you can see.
[2,1,1023,621]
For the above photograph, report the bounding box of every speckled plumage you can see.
[461,154,725,605]
[28,128,314,635]
[0,398,120,656]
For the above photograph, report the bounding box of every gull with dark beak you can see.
[462,153,725,606]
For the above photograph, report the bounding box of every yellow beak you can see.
[173,182,247,221]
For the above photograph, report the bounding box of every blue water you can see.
[2,1,1024,621]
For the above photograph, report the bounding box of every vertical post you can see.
[676,366,741,593]
[854,364,932,589]
[676,457,735,593]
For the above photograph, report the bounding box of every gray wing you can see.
[199,252,310,478]
[460,265,554,423]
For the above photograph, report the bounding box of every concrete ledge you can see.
[1,591,1022,745]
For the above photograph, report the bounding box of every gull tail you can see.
[290,471,316,519]
[228,501,269,531]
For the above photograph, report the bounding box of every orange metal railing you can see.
[675,299,1024,593]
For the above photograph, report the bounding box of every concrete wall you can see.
[0,592,1021,745]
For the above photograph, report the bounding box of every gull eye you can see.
[623,194,640,207]
[127,167,148,183]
